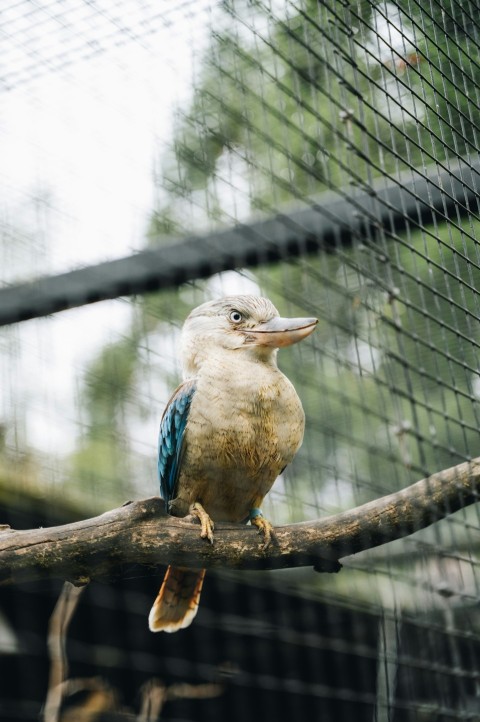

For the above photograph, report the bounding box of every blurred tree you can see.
[71,0,480,519]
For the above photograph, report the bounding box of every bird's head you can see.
[181,295,317,376]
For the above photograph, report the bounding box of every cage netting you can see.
[1,1,480,720]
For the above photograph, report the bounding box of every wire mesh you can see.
[1,0,480,720]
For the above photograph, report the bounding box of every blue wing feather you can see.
[158,380,196,504]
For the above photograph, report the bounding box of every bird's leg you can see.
[249,508,277,551]
[188,502,215,545]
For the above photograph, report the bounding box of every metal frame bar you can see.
[0,158,479,326]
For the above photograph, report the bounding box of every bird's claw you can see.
[189,502,215,544]
[250,515,277,551]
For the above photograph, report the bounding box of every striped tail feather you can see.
[148,566,206,633]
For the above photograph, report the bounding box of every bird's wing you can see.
[158,379,196,504]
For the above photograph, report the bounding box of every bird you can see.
[148,295,317,632]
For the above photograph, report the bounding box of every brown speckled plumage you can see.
[175,352,305,522]
[149,296,317,632]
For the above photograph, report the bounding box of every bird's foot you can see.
[249,508,277,551]
[188,502,215,544]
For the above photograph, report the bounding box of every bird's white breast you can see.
[176,353,305,522]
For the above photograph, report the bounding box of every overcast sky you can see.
[0,1,219,456]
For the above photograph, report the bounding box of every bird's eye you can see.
[229,310,243,323]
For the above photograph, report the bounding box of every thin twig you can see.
[43,582,87,722]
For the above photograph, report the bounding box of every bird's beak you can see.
[241,316,318,348]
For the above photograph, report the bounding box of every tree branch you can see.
[1,458,479,585]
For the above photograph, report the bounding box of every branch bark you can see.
[1,458,479,585]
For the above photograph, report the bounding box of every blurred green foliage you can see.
[71,0,480,525]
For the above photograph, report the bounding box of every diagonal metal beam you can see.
[0,158,479,326]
